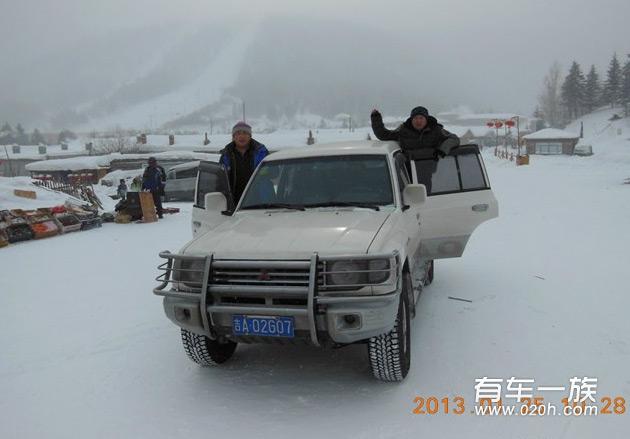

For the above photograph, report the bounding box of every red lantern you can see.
[486,121,495,128]
[495,121,503,128]
[505,120,515,127]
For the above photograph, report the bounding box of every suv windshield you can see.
[240,155,394,209]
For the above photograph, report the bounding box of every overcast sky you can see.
[2,0,630,127]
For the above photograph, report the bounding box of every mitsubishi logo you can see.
[258,270,271,281]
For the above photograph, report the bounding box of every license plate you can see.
[232,315,295,338]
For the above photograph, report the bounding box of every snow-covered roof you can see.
[457,113,525,121]
[1,143,86,160]
[523,128,579,140]
[25,151,220,172]
[25,155,111,172]
[268,140,399,161]
[444,125,494,138]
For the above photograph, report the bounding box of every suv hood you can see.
[184,209,391,259]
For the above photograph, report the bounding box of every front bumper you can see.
[153,252,401,346]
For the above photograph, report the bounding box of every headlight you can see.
[326,258,392,287]
[172,258,206,289]
[328,260,364,286]
[368,259,391,284]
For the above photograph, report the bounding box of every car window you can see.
[413,147,489,196]
[241,155,394,208]
[458,154,487,190]
[196,164,231,209]
[393,153,410,197]
[176,168,198,179]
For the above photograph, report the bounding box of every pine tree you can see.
[57,128,77,143]
[561,61,586,121]
[603,53,622,107]
[31,128,45,145]
[15,123,29,145]
[621,55,630,117]
[0,122,15,144]
[583,65,601,114]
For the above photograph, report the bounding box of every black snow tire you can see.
[368,291,411,382]
[181,328,237,366]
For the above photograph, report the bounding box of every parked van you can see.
[164,161,200,202]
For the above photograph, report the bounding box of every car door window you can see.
[458,153,487,190]
[176,167,198,179]
[413,145,489,196]
[195,162,233,209]
[393,152,411,197]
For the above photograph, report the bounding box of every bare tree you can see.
[93,126,139,154]
[538,62,564,128]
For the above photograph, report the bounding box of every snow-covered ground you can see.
[1,117,629,438]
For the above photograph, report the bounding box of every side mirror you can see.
[402,184,427,207]
[204,192,227,212]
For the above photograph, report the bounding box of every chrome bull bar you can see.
[154,251,400,347]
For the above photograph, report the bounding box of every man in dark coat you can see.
[219,121,269,204]
[372,106,460,194]
[370,106,460,158]
[142,156,166,218]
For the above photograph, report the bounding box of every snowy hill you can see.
[60,18,458,132]
[565,107,630,165]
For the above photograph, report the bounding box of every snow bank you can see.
[0,177,82,210]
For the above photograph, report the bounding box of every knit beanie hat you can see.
[232,121,252,135]
[410,106,430,119]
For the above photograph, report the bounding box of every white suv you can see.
[154,141,498,381]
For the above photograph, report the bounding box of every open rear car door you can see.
[410,145,498,259]
[192,161,233,237]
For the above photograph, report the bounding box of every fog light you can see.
[174,307,191,322]
[344,314,357,325]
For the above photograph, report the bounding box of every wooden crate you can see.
[139,192,158,223]
[13,189,37,199]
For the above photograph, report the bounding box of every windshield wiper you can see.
[240,203,306,211]
[303,202,381,211]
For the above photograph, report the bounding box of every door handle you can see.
[472,204,489,212]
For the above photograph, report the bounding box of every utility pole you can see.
[3,145,14,177]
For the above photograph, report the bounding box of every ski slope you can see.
[1,126,629,438]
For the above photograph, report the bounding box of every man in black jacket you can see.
[371,106,459,194]
[142,157,166,218]
[219,121,269,205]
[371,106,459,158]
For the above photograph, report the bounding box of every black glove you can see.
[433,149,446,161]
[371,109,381,119]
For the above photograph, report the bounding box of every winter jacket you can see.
[371,112,460,156]
[219,140,269,202]
[142,165,166,192]
[117,183,128,199]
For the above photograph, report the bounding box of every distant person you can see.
[370,106,459,158]
[130,176,142,192]
[117,179,128,200]
[219,121,269,204]
[142,157,166,218]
